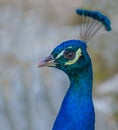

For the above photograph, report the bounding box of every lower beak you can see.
[38,55,56,67]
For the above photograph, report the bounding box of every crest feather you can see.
[76,9,112,42]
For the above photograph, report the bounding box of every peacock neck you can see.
[53,63,95,130]
[69,64,93,98]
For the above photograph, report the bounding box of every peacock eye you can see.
[63,50,76,60]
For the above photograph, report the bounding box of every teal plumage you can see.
[38,9,112,130]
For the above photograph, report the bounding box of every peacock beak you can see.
[38,55,57,67]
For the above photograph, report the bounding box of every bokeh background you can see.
[0,0,118,130]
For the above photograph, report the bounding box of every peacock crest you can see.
[76,9,112,42]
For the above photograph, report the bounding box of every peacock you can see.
[38,9,112,130]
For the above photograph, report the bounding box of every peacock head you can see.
[38,40,91,76]
[38,9,112,76]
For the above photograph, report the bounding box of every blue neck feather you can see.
[52,60,95,130]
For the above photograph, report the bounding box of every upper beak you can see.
[38,55,56,67]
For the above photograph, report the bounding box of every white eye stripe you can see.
[55,50,64,59]
[55,46,72,60]
[65,48,82,65]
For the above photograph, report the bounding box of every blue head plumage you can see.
[51,40,90,77]
[38,9,112,130]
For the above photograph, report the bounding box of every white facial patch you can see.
[55,50,65,59]
[55,46,72,60]
[65,48,82,65]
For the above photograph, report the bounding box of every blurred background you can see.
[0,0,118,130]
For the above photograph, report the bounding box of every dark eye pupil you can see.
[64,50,75,60]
